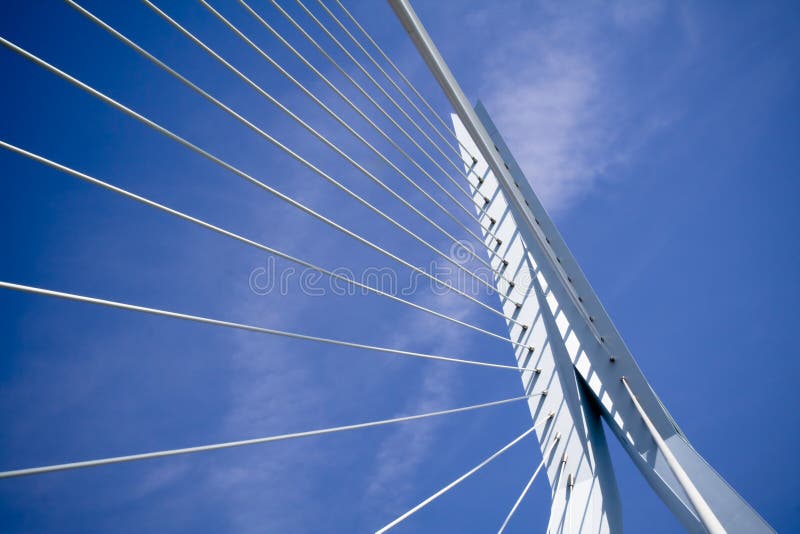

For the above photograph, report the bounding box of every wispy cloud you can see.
[363,364,456,509]
[461,0,691,215]
[357,253,504,524]
[131,461,190,499]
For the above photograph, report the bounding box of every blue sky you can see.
[0,0,798,532]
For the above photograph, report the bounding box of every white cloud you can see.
[132,462,190,499]
[483,47,607,214]
[468,0,682,216]
[363,364,455,509]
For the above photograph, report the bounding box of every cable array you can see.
[2,36,534,344]
[203,0,512,280]
[68,0,526,327]
[0,0,556,530]
[265,0,497,221]
[329,0,478,163]
[0,139,521,346]
[243,0,499,247]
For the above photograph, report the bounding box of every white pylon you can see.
[389,0,776,531]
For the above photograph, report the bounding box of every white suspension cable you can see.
[329,0,478,163]
[315,0,472,166]
[0,394,542,479]
[497,433,561,533]
[0,141,526,348]
[265,0,491,217]
[68,1,523,319]
[375,415,555,533]
[292,0,472,185]
[0,37,521,328]
[201,0,511,281]
[0,280,532,373]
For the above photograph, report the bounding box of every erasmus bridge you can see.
[0,1,780,532]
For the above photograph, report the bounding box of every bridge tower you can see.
[390,1,775,531]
